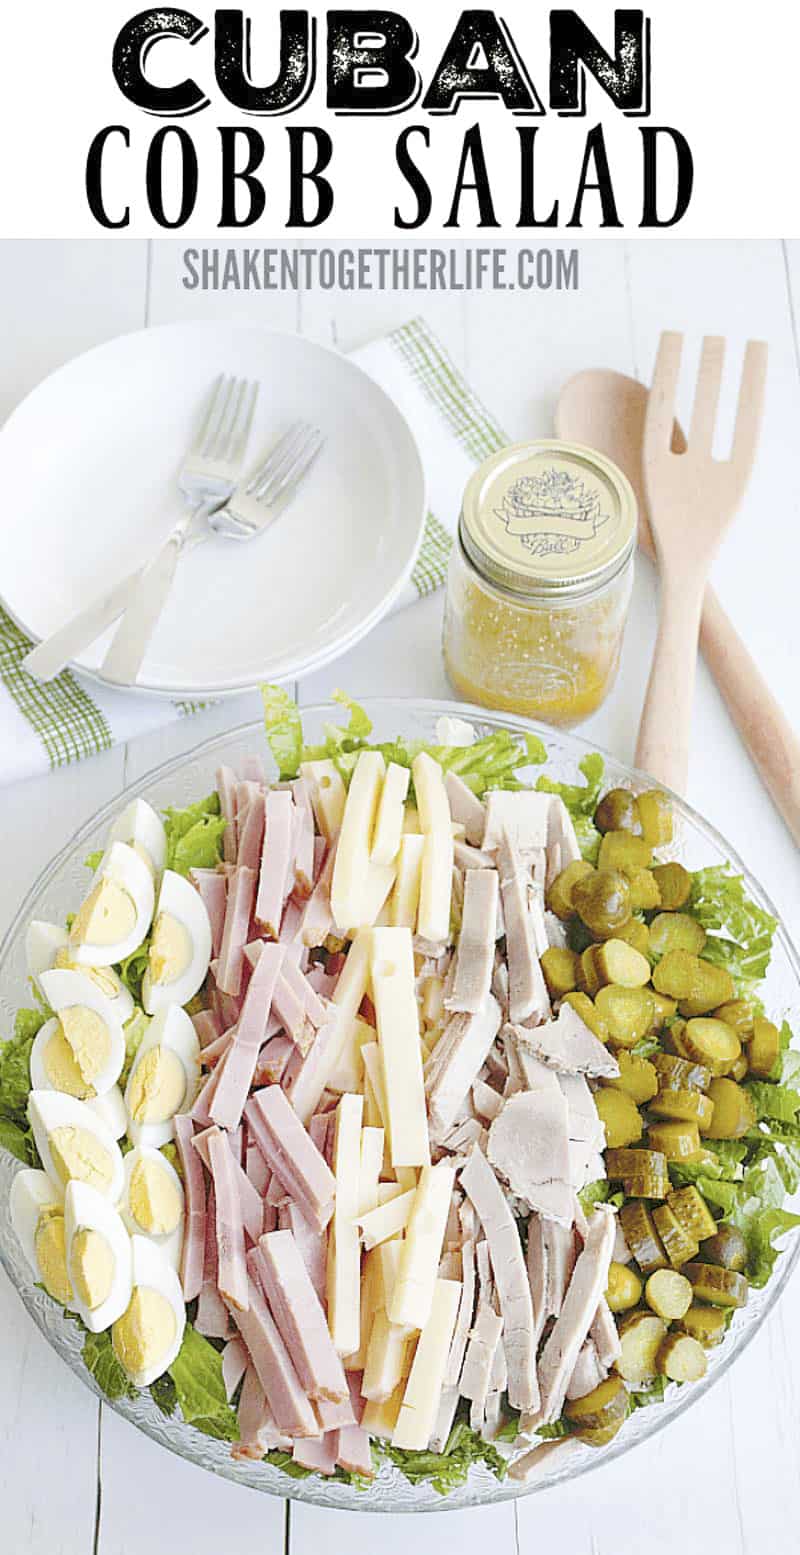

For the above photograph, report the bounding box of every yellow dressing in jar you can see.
[443,440,636,728]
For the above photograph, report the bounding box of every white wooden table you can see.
[2,239,799,1554]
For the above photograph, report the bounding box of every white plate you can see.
[0,322,426,697]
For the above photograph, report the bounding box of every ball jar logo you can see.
[86,7,694,231]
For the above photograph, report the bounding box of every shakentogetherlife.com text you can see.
[182,245,580,293]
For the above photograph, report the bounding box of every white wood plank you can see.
[146,238,302,331]
[0,240,148,425]
[96,1407,285,1555]
[291,1498,516,1555]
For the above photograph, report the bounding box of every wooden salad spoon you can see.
[556,347,800,843]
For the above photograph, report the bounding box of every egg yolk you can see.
[70,1227,115,1310]
[128,1047,186,1125]
[70,877,136,950]
[113,1286,176,1378]
[129,1158,182,1236]
[148,913,192,986]
[43,1024,94,1099]
[59,1007,111,1085]
[54,947,120,1003]
[49,1125,114,1195]
[34,1209,73,1306]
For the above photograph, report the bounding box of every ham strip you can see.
[216,765,238,864]
[191,1049,230,1126]
[195,1182,233,1339]
[210,943,285,1129]
[256,1230,349,1404]
[192,1008,222,1048]
[536,1206,616,1423]
[191,1126,263,1243]
[292,1434,337,1474]
[497,832,551,1027]
[460,1145,538,1413]
[216,865,257,997]
[221,1335,249,1400]
[237,791,266,872]
[199,1030,232,1068]
[190,871,227,959]
[230,1262,319,1439]
[446,870,499,1015]
[291,777,315,895]
[254,1034,293,1086]
[174,1112,205,1302]
[208,1128,248,1311]
[233,1365,291,1458]
[256,791,295,937]
[277,1200,327,1306]
[245,1086,335,1230]
[334,1373,374,1477]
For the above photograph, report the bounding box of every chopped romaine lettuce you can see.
[84,849,104,872]
[578,1179,623,1215]
[168,1325,240,1441]
[261,683,303,779]
[745,1082,800,1124]
[0,1006,48,1164]
[163,792,226,876]
[536,753,604,863]
[150,1372,178,1418]
[117,943,149,1006]
[727,1155,800,1287]
[82,1328,136,1401]
[687,865,777,994]
[121,1009,148,1086]
[380,1420,507,1495]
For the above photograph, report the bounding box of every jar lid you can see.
[459,439,637,600]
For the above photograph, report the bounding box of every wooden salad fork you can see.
[635,332,769,796]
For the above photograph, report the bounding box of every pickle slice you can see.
[652,1053,711,1094]
[606,1148,667,1181]
[649,1089,715,1128]
[646,1120,701,1162]
[651,861,691,910]
[702,1078,757,1140]
[667,1187,718,1244]
[651,1203,699,1269]
[657,1332,708,1382]
[683,1262,749,1308]
[595,1088,642,1149]
[649,913,707,958]
[619,1201,668,1274]
[679,1018,742,1076]
[565,1373,628,1436]
[748,1017,781,1079]
[644,1269,693,1321]
[615,1310,667,1386]
[605,1261,642,1314]
[540,947,581,999]
[679,1304,728,1347]
[700,1223,747,1273]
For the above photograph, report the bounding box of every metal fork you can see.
[635,331,768,792]
[23,374,259,683]
[100,374,260,685]
[210,422,325,541]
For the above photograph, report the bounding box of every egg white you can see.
[64,1180,133,1333]
[28,1090,125,1203]
[25,920,134,1023]
[70,842,155,969]
[39,967,125,1096]
[9,1168,77,1309]
[121,1145,184,1269]
[124,1005,200,1148]
[114,1235,186,1387]
[106,799,167,879]
[142,871,212,1015]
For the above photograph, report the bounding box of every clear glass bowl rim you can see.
[1,696,798,1513]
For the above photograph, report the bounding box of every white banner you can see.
[1,0,796,238]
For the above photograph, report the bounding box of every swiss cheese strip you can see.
[391,1278,462,1450]
[388,1163,455,1330]
[327,1092,364,1356]
[390,834,425,930]
[357,1188,416,1251]
[371,762,411,866]
[370,927,430,1168]
[412,754,453,943]
[363,1311,412,1403]
[331,752,386,933]
[358,1126,385,1217]
[300,759,347,841]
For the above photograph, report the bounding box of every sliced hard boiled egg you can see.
[124,1005,200,1148]
[69,842,154,969]
[39,968,125,1097]
[106,799,167,880]
[87,1085,128,1140]
[9,1167,76,1310]
[64,1180,133,1333]
[121,1146,184,1268]
[112,1235,186,1387]
[28,1090,125,1203]
[142,871,212,1015]
[25,920,134,1023]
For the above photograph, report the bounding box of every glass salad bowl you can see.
[0,699,798,1513]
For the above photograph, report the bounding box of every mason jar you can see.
[442,439,637,728]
